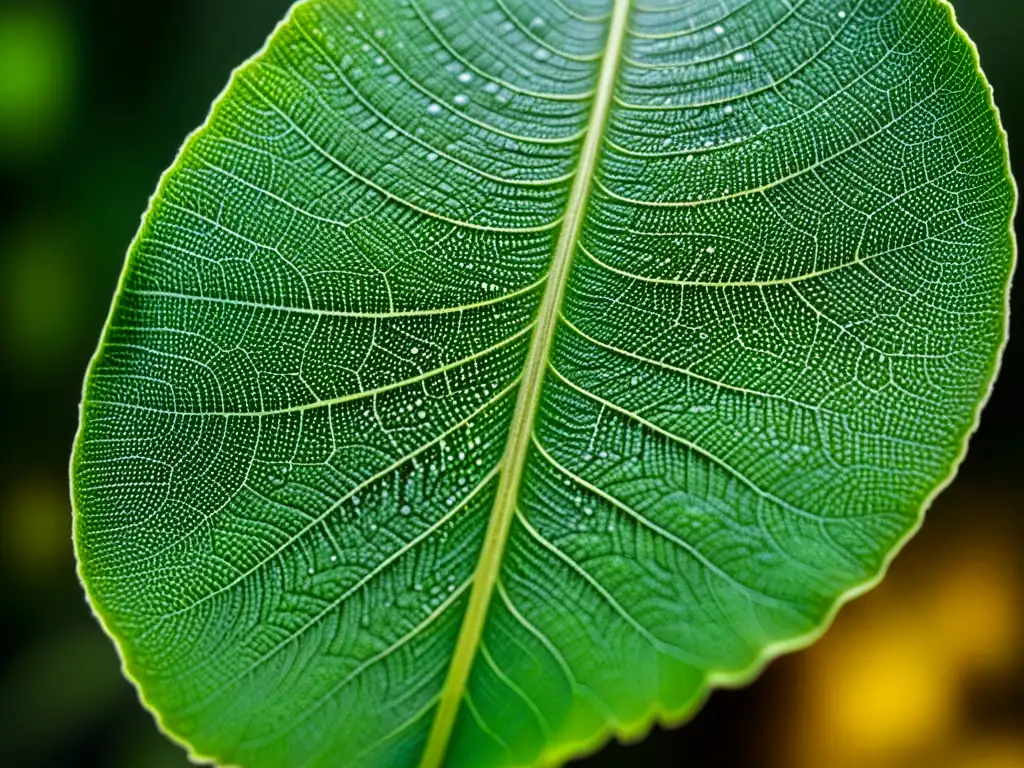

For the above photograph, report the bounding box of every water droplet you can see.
[714,24,725,34]
[484,81,499,94]
[399,504,411,515]
[268,465,291,488]
[584,507,593,516]
[533,47,550,61]
[458,72,472,83]
[529,16,544,29]
[411,346,419,354]
[838,10,847,19]
[453,93,468,106]
[427,103,442,115]
[734,53,745,63]
[330,554,337,562]
[723,105,733,115]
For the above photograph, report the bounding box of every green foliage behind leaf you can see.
[0,6,73,157]
[72,1,1015,766]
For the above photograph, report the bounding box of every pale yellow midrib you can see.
[417,1,632,766]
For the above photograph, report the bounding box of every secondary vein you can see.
[417,1,632,765]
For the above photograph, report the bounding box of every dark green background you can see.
[0,2,1019,766]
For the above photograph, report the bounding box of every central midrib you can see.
[418,1,633,765]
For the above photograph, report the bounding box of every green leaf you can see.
[71,0,1015,766]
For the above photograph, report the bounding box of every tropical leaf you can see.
[71,0,1015,766]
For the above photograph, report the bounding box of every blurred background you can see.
[0,1,1019,766]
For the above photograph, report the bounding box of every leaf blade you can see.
[72,1,1015,767]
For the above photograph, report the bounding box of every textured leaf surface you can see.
[72,1,1014,766]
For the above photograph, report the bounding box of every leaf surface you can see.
[72,1,1015,766]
